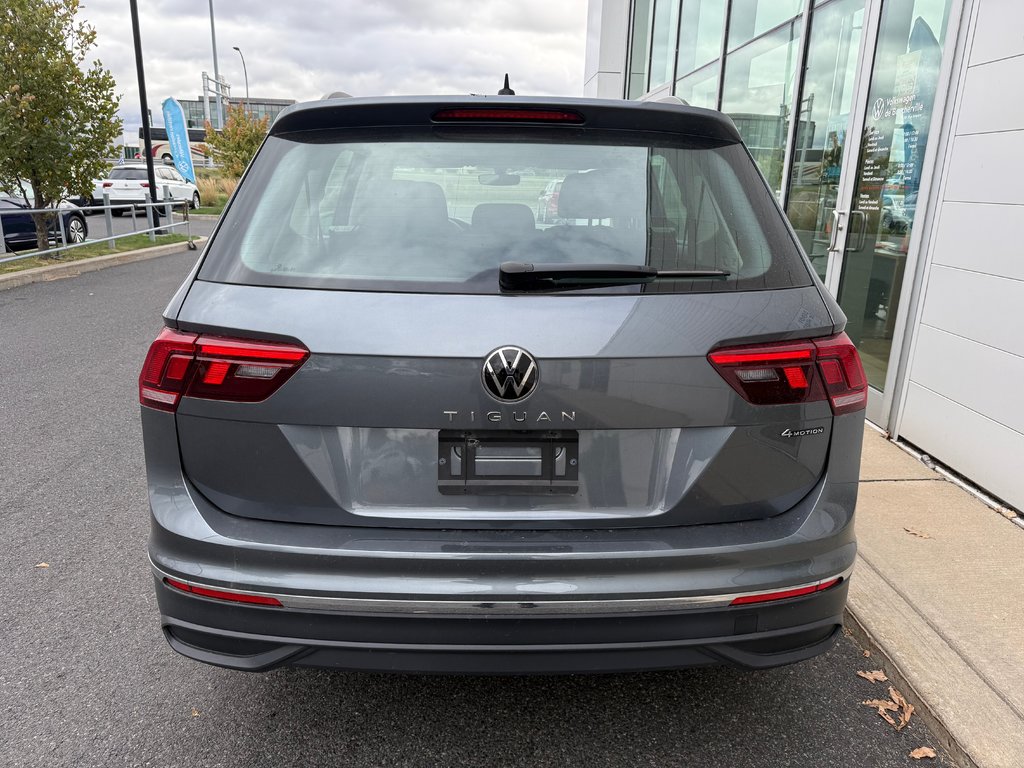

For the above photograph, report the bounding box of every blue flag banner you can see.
[161,98,196,183]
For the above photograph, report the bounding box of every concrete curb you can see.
[845,557,1024,768]
[0,237,205,292]
[189,213,222,221]
[844,600,976,768]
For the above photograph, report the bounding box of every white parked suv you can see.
[94,164,200,216]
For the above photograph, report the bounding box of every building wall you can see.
[897,0,1024,510]
[584,0,630,97]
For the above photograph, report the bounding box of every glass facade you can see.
[627,0,654,98]
[835,0,953,389]
[676,0,726,75]
[721,21,801,194]
[624,0,955,397]
[727,0,804,50]
[649,0,682,88]
[785,0,865,279]
[177,97,296,129]
[675,61,720,109]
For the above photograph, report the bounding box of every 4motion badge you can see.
[781,427,825,438]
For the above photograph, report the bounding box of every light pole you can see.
[208,0,224,129]
[232,46,249,108]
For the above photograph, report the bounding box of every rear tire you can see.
[191,192,201,210]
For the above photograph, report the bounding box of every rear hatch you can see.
[153,97,864,530]
[104,167,149,200]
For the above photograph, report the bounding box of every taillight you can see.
[708,333,866,415]
[139,328,309,412]
[139,328,198,411]
[102,181,113,188]
[432,107,584,123]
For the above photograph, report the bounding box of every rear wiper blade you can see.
[499,262,730,292]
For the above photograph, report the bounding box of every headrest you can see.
[355,179,450,233]
[557,170,643,220]
[471,203,536,234]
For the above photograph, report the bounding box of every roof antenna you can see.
[498,74,515,96]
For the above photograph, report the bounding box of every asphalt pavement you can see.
[82,208,218,242]
[0,250,953,768]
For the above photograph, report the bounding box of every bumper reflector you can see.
[164,577,283,607]
[729,577,842,606]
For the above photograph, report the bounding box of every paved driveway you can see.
[0,251,949,767]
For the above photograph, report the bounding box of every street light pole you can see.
[208,0,224,129]
[232,46,249,109]
[128,0,162,230]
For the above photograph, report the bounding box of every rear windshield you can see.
[198,131,811,294]
[109,168,149,180]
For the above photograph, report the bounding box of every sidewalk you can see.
[846,426,1024,768]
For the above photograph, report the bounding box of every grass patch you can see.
[194,195,228,215]
[196,175,236,216]
[0,233,188,275]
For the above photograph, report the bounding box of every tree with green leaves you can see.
[203,103,268,179]
[0,0,121,253]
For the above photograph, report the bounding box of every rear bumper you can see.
[155,573,849,674]
[144,407,863,674]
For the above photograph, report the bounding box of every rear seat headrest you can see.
[354,179,450,234]
[471,203,536,234]
[557,170,643,220]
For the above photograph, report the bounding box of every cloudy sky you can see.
[81,0,590,144]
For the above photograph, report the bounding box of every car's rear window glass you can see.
[198,131,811,294]
[109,168,149,180]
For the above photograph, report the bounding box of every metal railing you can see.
[0,186,198,265]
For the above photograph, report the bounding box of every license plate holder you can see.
[438,430,578,495]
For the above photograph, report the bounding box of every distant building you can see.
[177,96,296,129]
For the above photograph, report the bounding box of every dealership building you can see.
[585,0,1023,511]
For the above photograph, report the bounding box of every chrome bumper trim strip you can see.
[151,561,854,616]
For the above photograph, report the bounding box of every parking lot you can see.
[83,206,218,242]
[0,251,949,767]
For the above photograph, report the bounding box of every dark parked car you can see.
[140,96,866,674]
[1,188,88,252]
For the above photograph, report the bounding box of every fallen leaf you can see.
[904,527,933,539]
[34,562,50,568]
[863,698,899,711]
[862,650,871,657]
[862,698,899,728]
[890,687,915,731]
[857,670,888,683]
[909,746,937,760]
[191,708,200,717]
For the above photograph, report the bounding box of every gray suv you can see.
[140,96,866,674]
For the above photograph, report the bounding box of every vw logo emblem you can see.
[482,346,539,402]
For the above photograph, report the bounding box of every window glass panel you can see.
[200,135,811,295]
[837,0,953,389]
[784,0,865,280]
[110,168,149,180]
[728,0,803,50]
[674,61,720,109]
[649,0,682,89]
[627,0,654,98]
[721,22,802,195]
[677,0,726,74]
